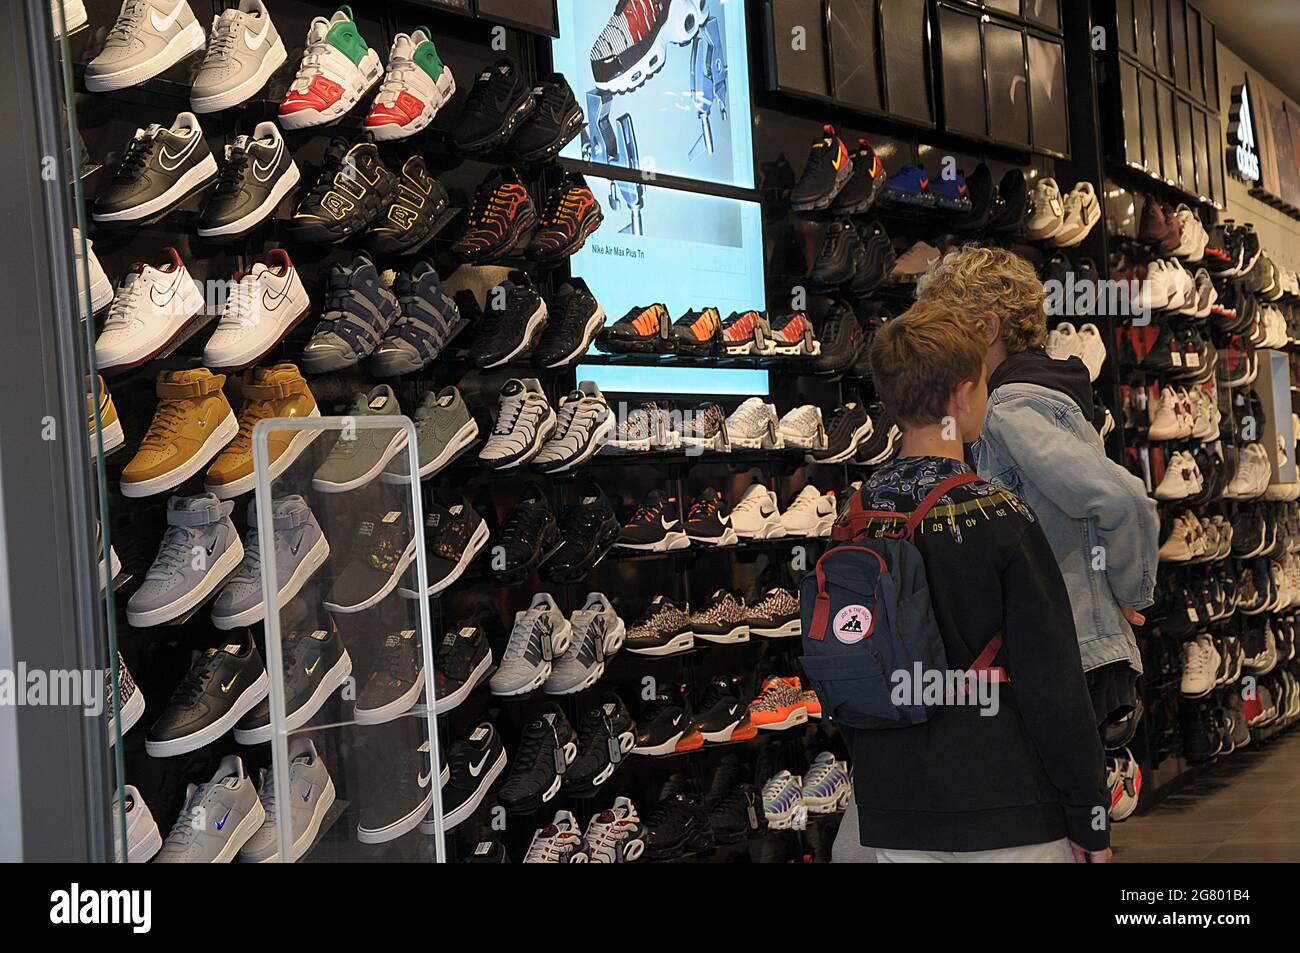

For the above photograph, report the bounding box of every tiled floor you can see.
[1113,732,1300,862]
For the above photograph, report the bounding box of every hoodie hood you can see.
[987,348,1097,424]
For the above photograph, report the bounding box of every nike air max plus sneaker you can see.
[452,170,538,262]
[766,311,821,356]
[85,0,206,93]
[582,796,646,862]
[617,489,689,551]
[198,122,299,239]
[365,28,456,141]
[681,401,730,452]
[565,695,637,797]
[370,262,467,376]
[778,405,828,452]
[532,278,605,368]
[94,112,217,224]
[238,739,335,862]
[203,249,311,370]
[546,488,622,583]
[211,494,329,629]
[527,174,604,262]
[524,811,587,862]
[479,378,556,469]
[491,594,572,696]
[597,303,671,353]
[669,307,721,355]
[606,401,679,452]
[625,595,693,656]
[589,0,704,94]
[451,57,537,152]
[279,6,383,129]
[492,483,562,580]
[155,755,264,862]
[534,381,614,472]
[719,310,772,355]
[190,0,286,113]
[145,631,268,756]
[94,247,207,374]
[499,704,578,812]
[791,124,854,213]
[726,397,784,450]
[301,253,400,373]
[545,593,625,694]
[469,276,549,368]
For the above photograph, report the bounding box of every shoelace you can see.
[304,154,352,203]
[541,187,584,226]
[117,133,159,180]
[140,400,193,450]
[317,271,361,328]
[535,82,571,122]
[733,490,770,514]
[787,491,823,514]
[164,784,214,846]
[375,56,418,106]
[172,652,222,706]
[687,494,719,521]
[524,827,578,862]
[817,225,845,261]
[628,498,664,525]
[203,13,242,63]
[467,188,514,227]
[103,277,146,329]
[106,0,148,42]
[512,717,555,766]
[503,610,549,662]
[374,636,416,681]
[553,397,601,439]
[214,145,251,196]
[291,38,332,88]
[491,391,529,436]
[218,274,260,329]
[575,706,612,752]
[761,775,793,803]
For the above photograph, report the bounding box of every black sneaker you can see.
[644,774,714,860]
[810,402,872,464]
[493,484,562,580]
[438,722,508,829]
[286,137,395,242]
[461,832,510,862]
[635,694,698,755]
[532,278,606,368]
[233,608,350,744]
[365,154,450,255]
[564,693,637,796]
[452,57,537,153]
[198,121,297,238]
[323,506,416,612]
[93,112,218,225]
[706,754,764,843]
[1180,698,1221,763]
[790,124,854,213]
[809,221,867,289]
[370,262,467,376]
[690,589,750,644]
[694,676,747,742]
[811,300,864,376]
[398,499,489,598]
[469,274,549,368]
[668,307,721,355]
[301,252,401,374]
[546,484,621,584]
[625,595,694,656]
[498,704,578,813]
[830,136,887,214]
[617,489,689,551]
[596,303,671,353]
[355,629,423,725]
[511,72,586,162]
[684,488,738,546]
[948,163,995,233]
[144,631,267,758]
[526,174,603,262]
[987,168,1028,235]
[746,586,802,638]
[428,619,493,715]
[848,219,894,296]
[854,407,900,466]
[451,170,538,263]
[357,740,434,844]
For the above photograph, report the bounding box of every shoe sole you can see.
[108,684,146,745]
[541,306,607,368]
[213,532,331,630]
[356,784,434,845]
[615,530,691,552]
[688,525,739,547]
[121,408,240,499]
[143,668,268,757]
[625,630,694,656]
[430,651,493,715]
[544,661,606,696]
[397,519,490,598]
[242,779,336,862]
[366,68,456,141]
[312,429,410,493]
[355,667,426,726]
[431,746,507,832]
[97,304,211,376]
[693,624,750,644]
[754,706,809,731]
[751,618,802,638]
[381,417,479,485]
[203,299,313,372]
[478,300,550,369]
[811,420,874,465]
[94,151,218,224]
[516,110,588,163]
[191,36,287,113]
[735,519,787,541]
[232,650,352,746]
[491,660,553,697]
[84,20,206,92]
[533,412,616,473]
[324,537,417,614]
[206,407,322,499]
[197,160,300,239]
[92,418,125,458]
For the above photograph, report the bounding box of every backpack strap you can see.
[833,471,984,542]
[951,632,1011,695]
[808,545,888,640]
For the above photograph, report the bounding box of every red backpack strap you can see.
[902,472,984,538]
[970,632,1009,683]
[832,471,984,542]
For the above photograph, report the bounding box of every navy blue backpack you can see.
[799,473,1006,729]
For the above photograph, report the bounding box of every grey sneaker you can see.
[127,494,244,628]
[190,0,287,113]
[85,0,207,92]
[533,381,615,473]
[382,387,478,482]
[311,385,409,492]
[113,784,163,863]
[490,593,573,696]
[212,495,329,629]
[155,755,265,863]
[478,378,557,469]
[238,740,336,863]
[544,592,625,694]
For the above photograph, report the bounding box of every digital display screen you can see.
[551,0,755,189]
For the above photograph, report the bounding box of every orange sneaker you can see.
[748,676,809,730]
[121,369,237,498]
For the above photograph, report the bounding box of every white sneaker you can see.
[1158,512,1196,562]
[491,593,573,696]
[202,249,310,370]
[780,485,836,538]
[365,29,456,141]
[726,397,784,450]
[478,378,557,470]
[190,0,288,114]
[533,381,614,473]
[777,405,827,451]
[1137,260,1178,313]
[1154,451,1199,501]
[1026,177,1065,240]
[1147,387,1186,441]
[1046,322,1084,363]
[1172,205,1208,261]
[1187,387,1220,441]
[113,784,163,863]
[1181,635,1220,697]
[1052,182,1102,247]
[278,7,384,129]
[1076,323,1107,381]
[74,227,114,318]
[1225,443,1269,499]
[731,484,786,539]
[51,0,89,38]
[95,247,206,373]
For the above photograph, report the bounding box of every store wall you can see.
[1215,42,1300,271]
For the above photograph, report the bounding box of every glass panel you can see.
[1140,72,1161,175]
[255,413,445,862]
[1024,0,1061,31]
[1203,22,1218,111]
[881,0,933,122]
[1170,0,1190,92]
[1194,106,1210,197]
[771,0,832,98]
[1187,7,1204,103]
[1176,97,1195,191]
[1029,35,1068,155]
[1152,0,1171,79]
[829,0,882,111]
[1158,82,1178,182]
[1117,0,1136,54]
[1135,0,1154,68]
[986,22,1029,146]
[1120,59,1144,169]
[939,6,986,137]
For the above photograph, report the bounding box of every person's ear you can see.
[984,314,1001,346]
[952,379,976,418]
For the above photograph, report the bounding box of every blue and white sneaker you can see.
[127,494,245,628]
[800,752,852,814]
[212,495,330,630]
[369,261,468,376]
[301,252,399,374]
[879,165,936,208]
[761,770,804,830]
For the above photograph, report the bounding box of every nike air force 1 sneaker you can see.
[122,369,238,497]
[94,247,207,374]
[128,493,244,627]
[190,0,287,112]
[85,0,206,92]
[238,740,336,862]
[146,633,268,758]
[155,755,264,861]
[203,249,311,369]
[204,364,319,498]
[198,122,300,239]
[93,112,218,223]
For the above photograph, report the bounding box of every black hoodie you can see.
[987,349,1103,430]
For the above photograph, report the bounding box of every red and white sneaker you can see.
[365,28,456,141]
[279,6,383,130]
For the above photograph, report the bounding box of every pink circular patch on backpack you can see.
[832,605,872,643]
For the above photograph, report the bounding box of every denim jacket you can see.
[973,382,1157,673]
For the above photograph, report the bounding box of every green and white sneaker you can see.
[278,5,384,129]
[311,385,408,493]
[365,28,456,141]
[383,387,479,483]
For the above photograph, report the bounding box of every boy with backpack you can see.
[816,301,1110,863]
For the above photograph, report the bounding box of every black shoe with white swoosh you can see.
[436,722,508,830]
[198,120,301,238]
[694,677,747,742]
[357,740,436,844]
[616,489,690,551]
[94,111,218,225]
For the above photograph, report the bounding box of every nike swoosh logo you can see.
[468,752,488,777]
[252,138,282,183]
[221,675,238,693]
[149,1,182,32]
[244,18,270,51]
[661,517,678,530]
[262,273,291,312]
[672,715,682,725]
[301,783,313,802]
[149,270,180,308]
[214,807,231,830]
[417,770,432,789]
[289,532,304,556]
[305,657,320,675]
[158,132,200,172]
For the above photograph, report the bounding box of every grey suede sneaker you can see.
[127,494,244,628]
[311,385,408,492]
[190,0,287,113]
[155,755,265,863]
[238,740,336,863]
[383,387,479,482]
[85,0,207,93]
[212,495,329,629]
